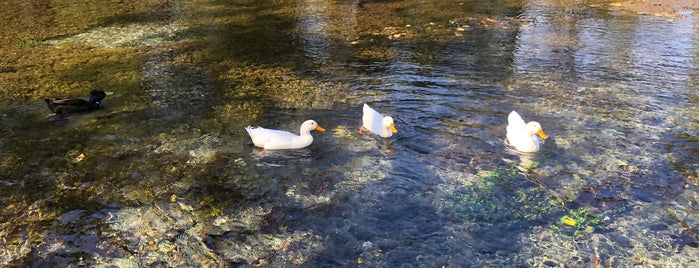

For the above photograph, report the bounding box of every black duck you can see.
[45,90,107,115]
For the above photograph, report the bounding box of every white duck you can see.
[361,103,398,138]
[245,120,325,154]
[506,111,548,153]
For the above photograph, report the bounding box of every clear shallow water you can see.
[1,0,697,267]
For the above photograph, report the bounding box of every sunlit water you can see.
[1,0,697,266]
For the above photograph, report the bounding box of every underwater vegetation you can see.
[443,165,613,241]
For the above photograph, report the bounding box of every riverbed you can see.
[1,0,697,266]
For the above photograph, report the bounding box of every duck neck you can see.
[382,128,392,137]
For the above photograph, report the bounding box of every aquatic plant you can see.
[19,38,42,48]
[443,165,610,242]
[443,167,556,231]
[556,207,604,239]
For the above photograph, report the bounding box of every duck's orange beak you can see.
[537,129,548,139]
[315,125,326,132]
[390,123,398,133]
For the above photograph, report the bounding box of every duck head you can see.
[300,120,325,134]
[525,122,548,140]
[88,90,107,104]
[383,116,398,133]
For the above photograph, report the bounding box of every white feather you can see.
[245,120,324,150]
[506,111,548,153]
[362,104,397,138]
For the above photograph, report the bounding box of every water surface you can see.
[1,0,697,266]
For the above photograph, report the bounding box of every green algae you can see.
[443,166,559,229]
